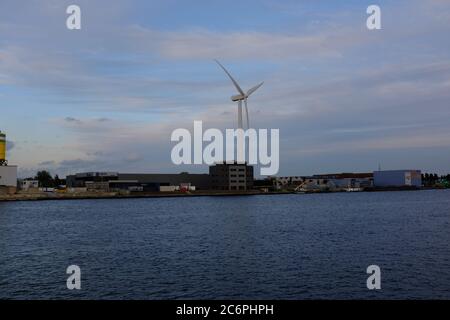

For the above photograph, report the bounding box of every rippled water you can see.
[1,190,450,299]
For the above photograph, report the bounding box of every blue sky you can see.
[1,0,450,177]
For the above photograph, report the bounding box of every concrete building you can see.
[209,162,254,191]
[0,165,18,193]
[374,170,422,187]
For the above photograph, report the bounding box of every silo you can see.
[0,131,6,165]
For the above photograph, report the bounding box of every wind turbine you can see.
[215,60,264,129]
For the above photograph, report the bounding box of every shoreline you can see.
[0,190,294,202]
[0,187,444,202]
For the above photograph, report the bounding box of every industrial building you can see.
[119,173,211,190]
[66,172,120,188]
[0,165,18,189]
[373,170,422,188]
[0,130,17,194]
[209,162,254,191]
[276,173,373,191]
[312,173,373,189]
[66,172,211,192]
[67,164,255,192]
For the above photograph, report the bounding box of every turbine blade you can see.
[215,60,245,96]
[247,82,264,97]
[245,99,250,129]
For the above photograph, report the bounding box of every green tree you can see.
[423,173,430,186]
[54,174,62,187]
[433,174,439,182]
[35,170,54,188]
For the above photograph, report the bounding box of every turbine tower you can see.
[215,60,263,129]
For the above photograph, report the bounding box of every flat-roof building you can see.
[209,162,254,191]
[118,173,210,190]
[66,172,211,190]
[0,165,18,194]
[374,170,422,187]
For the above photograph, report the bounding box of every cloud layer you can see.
[1,0,450,177]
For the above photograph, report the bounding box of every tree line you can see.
[422,173,450,187]
[24,170,66,188]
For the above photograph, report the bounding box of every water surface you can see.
[1,190,450,299]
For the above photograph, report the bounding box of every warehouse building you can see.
[66,163,255,192]
[66,172,119,188]
[66,172,211,191]
[119,173,211,190]
[373,170,422,187]
[313,173,373,189]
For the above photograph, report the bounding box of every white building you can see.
[21,180,39,191]
[0,165,18,187]
[0,165,18,194]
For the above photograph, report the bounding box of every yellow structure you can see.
[0,131,6,165]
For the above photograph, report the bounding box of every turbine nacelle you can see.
[231,94,246,102]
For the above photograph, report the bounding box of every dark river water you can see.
[1,190,450,299]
